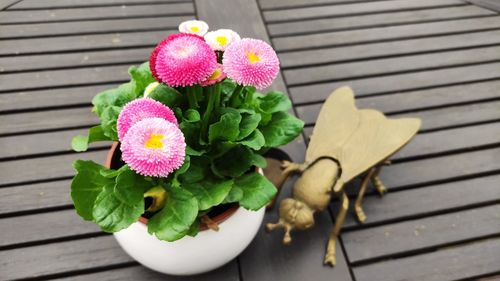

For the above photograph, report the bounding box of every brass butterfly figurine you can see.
[266,86,421,266]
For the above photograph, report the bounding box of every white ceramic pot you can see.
[114,205,265,275]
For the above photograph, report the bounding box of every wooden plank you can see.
[0,84,119,112]
[12,0,191,9]
[342,174,500,228]
[290,62,500,104]
[268,6,494,36]
[0,65,130,92]
[0,234,238,280]
[393,100,500,131]
[284,45,500,85]
[0,0,18,10]
[396,122,500,160]
[343,204,500,263]
[0,129,111,159]
[0,150,107,186]
[53,264,240,281]
[298,99,500,132]
[0,209,100,247]
[0,236,131,280]
[259,0,366,10]
[379,147,500,190]
[0,3,194,24]
[263,0,464,23]
[0,180,73,215]
[279,29,500,68]
[0,16,189,39]
[196,0,352,280]
[273,17,500,51]
[0,107,97,135]
[352,237,500,281]
[0,30,173,56]
[470,0,500,12]
[296,80,500,123]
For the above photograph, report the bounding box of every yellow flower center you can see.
[216,36,228,46]
[144,134,164,149]
[208,68,222,80]
[190,26,200,33]
[247,51,261,64]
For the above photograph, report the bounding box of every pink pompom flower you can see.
[200,63,226,86]
[117,98,178,141]
[121,118,186,177]
[222,38,280,90]
[151,33,217,87]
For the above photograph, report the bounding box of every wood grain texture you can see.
[0,65,130,92]
[296,80,500,123]
[279,29,500,68]
[0,209,100,247]
[0,3,194,23]
[469,0,500,12]
[0,180,73,215]
[0,84,119,112]
[353,237,500,281]
[53,263,240,281]
[341,174,500,228]
[0,30,173,55]
[0,150,107,186]
[0,107,97,135]
[343,204,500,262]
[12,0,191,9]
[264,0,464,22]
[284,45,500,85]
[268,6,494,36]
[380,147,500,190]
[273,17,500,51]
[0,129,110,159]
[1,16,189,39]
[259,0,366,10]
[290,62,500,104]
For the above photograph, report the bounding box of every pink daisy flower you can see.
[151,33,217,87]
[178,20,209,36]
[222,38,280,90]
[200,63,226,86]
[121,118,186,177]
[117,98,178,141]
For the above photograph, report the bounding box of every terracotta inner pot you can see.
[105,142,239,231]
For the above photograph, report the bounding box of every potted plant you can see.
[70,20,304,276]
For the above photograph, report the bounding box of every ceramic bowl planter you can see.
[106,142,265,275]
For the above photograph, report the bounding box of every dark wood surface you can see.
[1,0,499,280]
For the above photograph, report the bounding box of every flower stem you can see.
[214,83,221,113]
[187,87,199,109]
[229,84,243,107]
[244,90,254,104]
[201,85,217,138]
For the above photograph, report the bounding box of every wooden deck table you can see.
[1,0,500,280]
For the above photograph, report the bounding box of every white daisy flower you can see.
[204,29,241,51]
[178,20,209,36]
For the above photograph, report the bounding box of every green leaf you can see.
[213,146,267,178]
[92,83,135,116]
[92,168,152,232]
[92,182,144,232]
[71,160,114,221]
[184,179,234,210]
[179,156,210,184]
[238,110,261,140]
[235,173,277,211]
[99,164,129,178]
[258,91,291,113]
[100,106,121,140]
[260,111,304,147]
[208,108,241,143]
[223,185,244,203]
[148,187,198,241]
[148,84,184,108]
[186,219,200,237]
[71,125,109,152]
[180,120,201,150]
[184,109,201,122]
[129,62,156,96]
[240,129,265,150]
